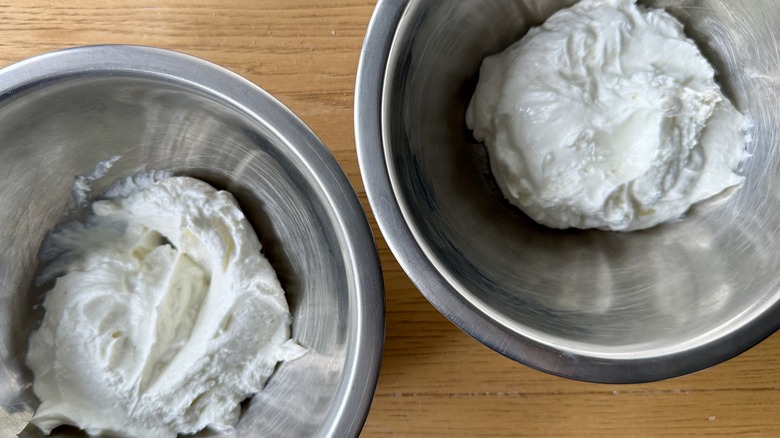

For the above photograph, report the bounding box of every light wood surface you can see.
[2,1,779,436]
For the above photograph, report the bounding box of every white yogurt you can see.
[466,0,750,231]
[27,176,304,437]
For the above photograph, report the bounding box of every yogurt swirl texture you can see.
[27,176,304,437]
[466,0,750,231]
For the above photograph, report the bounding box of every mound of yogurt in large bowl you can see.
[356,0,780,383]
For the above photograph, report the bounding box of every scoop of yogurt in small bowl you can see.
[0,45,383,437]
[356,0,779,382]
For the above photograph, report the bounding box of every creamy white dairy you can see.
[27,176,304,438]
[466,0,750,231]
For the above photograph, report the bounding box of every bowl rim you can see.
[1,44,385,436]
[354,0,780,383]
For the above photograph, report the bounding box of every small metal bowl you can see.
[0,45,383,437]
[356,0,780,382]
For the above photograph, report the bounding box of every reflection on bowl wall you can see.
[356,0,780,382]
[0,46,383,437]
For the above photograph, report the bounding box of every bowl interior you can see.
[383,0,780,359]
[0,69,366,436]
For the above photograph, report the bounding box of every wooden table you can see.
[2,1,779,436]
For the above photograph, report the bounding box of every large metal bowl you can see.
[355,0,780,383]
[0,45,383,437]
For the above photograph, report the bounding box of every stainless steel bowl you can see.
[356,0,780,382]
[0,45,383,437]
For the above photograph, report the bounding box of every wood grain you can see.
[2,1,779,436]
